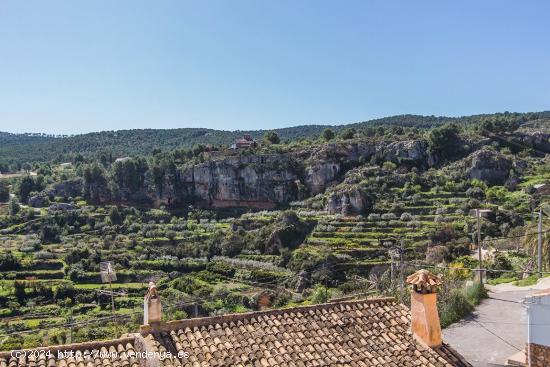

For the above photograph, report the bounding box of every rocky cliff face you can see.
[77,138,437,210]
[180,155,301,208]
[302,139,434,194]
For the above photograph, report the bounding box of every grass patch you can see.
[74,282,146,290]
[487,276,519,285]
[439,282,487,328]
[513,274,541,287]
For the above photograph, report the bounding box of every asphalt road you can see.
[443,288,533,367]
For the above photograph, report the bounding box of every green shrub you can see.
[321,129,335,141]
[0,251,21,271]
[206,261,236,276]
[439,283,486,328]
[487,253,513,279]
[428,123,464,160]
[171,276,213,297]
[382,161,397,170]
[487,276,518,285]
[514,274,541,287]
[340,128,356,140]
[0,181,9,202]
[310,284,332,304]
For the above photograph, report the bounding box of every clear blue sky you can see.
[1,0,549,134]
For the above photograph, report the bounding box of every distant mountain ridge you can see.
[1,111,549,167]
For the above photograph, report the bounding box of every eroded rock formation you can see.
[465,147,512,185]
[74,139,436,210]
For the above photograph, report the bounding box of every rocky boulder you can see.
[48,203,76,212]
[47,178,83,199]
[305,162,341,194]
[266,211,314,253]
[325,188,370,215]
[28,194,49,208]
[465,148,512,185]
[517,132,550,153]
[384,140,428,162]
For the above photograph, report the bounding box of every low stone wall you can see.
[196,199,276,209]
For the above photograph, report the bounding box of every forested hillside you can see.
[0,113,549,349]
[2,111,548,171]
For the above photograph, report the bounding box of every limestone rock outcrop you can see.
[182,154,301,208]
[517,132,550,153]
[47,179,83,199]
[378,140,433,166]
[74,139,439,210]
[325,188,370,215]
[28,194,49,208]
[465,147,512,185]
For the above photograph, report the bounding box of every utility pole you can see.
[538,207,543,274]
[388,242,402,295]
[322,261,329,303]
[99,261,118,337]
[477,209,482,283]
[67,311,73,344]
[109,276,115,315]
[399,240,405,302]
[473,209,491,284]
[389,252,395,288]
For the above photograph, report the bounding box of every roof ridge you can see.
[140,297,396,334]
[0,336,136,358]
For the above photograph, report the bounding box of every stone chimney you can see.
[406,269,443,348]
[143,282,162,327]
[525,290,550,366]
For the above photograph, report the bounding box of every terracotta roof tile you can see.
[0,338,139,367]
[2,298,471,366]
[138,298,470,366]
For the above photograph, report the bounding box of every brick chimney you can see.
[525,290,550,366]
[143,282,162,327]
[406,269,443,348]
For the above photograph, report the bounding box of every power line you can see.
[1,292,252,340]
[481,228,550,242]
[472,320,522,352]
[487,297,523,304]
[406,262,550,275]
[0,312,140,338]
[472,320,550,325]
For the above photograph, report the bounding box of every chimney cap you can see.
[146,282,160,300]
[406,269,442,294]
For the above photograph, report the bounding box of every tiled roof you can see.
[140,298,472,366]
[0,298,471,367]
[0,337,139,367]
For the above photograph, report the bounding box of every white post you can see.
[477,209,483,284]
[538,208,543,274]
